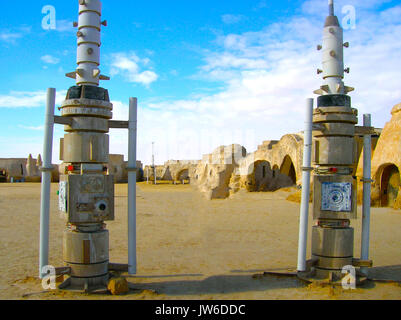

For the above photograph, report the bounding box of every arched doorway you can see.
[177,169,189,183]
[162,167,173,181]
[0,169,7,183]
[252,160,271,191]
[272,164,279,178]
[280,155,296,185]
[380,164,400,207]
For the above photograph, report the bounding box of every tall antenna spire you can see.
[328,0,334,16]
[65,0,110,86]
[314,0,354,96]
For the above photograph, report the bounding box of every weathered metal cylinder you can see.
[57,0,114,292]
[310,94,358,280]
[79,0,102,15]
[77,43,100,65]
[313,104,357,166]
[60,86,112,164]
[60,98,113,119]
[78,11,101,31]
[312,226,354,257]
[312,226,354,278]
[321,14,345,95]
[77,29,101,46]
[63,229,109,284]
[322,25,344,80]
[63,229,109,264]
[76,0,102,86]
[64,117,109,133]
[314,136,355,165]
[63,132,109,163]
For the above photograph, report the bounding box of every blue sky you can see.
[0,0,401,164]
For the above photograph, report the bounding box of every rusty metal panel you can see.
[66,174,114,223]
[83,240,91,264]
[59,138,65,161]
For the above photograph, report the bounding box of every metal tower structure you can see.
[39,0,138,293]
[298,0,372,284]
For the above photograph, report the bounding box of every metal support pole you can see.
[152,142,156,185]
[361,114,372,275]
[39,88,56,278]
[297,98,314,272]
[128,97,138,275]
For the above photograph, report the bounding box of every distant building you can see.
[108,154,143,183]
[356,102,401,208]
[0,154,59,182]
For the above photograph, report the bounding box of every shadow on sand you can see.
[368,264,401,282]
[126,273,306,296]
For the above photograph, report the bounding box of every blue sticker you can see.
[321,182,352,212]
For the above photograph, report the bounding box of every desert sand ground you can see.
[0,182,400,300]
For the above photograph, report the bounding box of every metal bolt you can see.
[87,48,94,55]
[343,42,350,48]
[317,69,323,74]
[317,45,322,51]
[330,50,336,57]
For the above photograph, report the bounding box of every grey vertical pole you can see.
[297,98,314,272]
[361,114,372,275]
[152,142,156,185]
[39,88,56,278]
[128,97,138,275]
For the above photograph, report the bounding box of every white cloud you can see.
[0,32,23,43]
[130,70,158,86]
[56,20,75,33]
[254,1,268,10]
[0,26,31,44]
[41,54,60,64]
[18,125,44,131]
[302,0,393,17]
[222,14,244,25]
[109,52,158,86]
[202,52,269,72]
[3,1,401,165]
[126,1,401,164]
[0,90,67,108]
